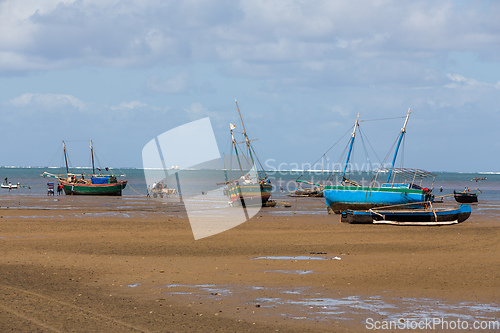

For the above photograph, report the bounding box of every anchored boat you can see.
[454,189,480,203]
[42,141,127,196]
[341,204,471,225]
[221,99,272,207]
[323,109,435,214]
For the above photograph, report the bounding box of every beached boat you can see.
[454,190,479,203]
[221,100,272,207]
[341,204,471,225]
[322,110,435,214]
[42,141,127,196]
[1,183,19,189]
[289,188,324,197]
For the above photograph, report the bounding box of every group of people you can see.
[260,176,271,185]
[147,182,178,198]
[234,175,271,186]
[3,178,20,192]
[47,182,64,195]
[68,174,89,184]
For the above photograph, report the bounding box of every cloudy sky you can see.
[1,0,499,172]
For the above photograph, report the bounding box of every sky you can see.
[1,0,499,172]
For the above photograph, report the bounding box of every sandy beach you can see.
[0,195,498,332]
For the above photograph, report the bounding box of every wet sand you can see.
[0,195,498,332]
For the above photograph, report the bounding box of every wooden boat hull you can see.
[324,185,431,214]
[454,192,478,203]
[293,189,323,197]
[60,180,127,196]
[1,184,19,189]
[226,183,272,207]
[341,204,471,225]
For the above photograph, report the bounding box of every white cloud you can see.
[0,0,499,76]
[110,100,149,110]
[146,72,192,94]
[0,0,76,49]
[445,73,494,89]
[183,102,208,119]
[182,102,227,123]
[10,92,85,110]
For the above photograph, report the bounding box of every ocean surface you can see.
[1,167,499,218]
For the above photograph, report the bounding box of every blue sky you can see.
[1,0,499,172]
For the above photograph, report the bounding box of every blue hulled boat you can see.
[340,204,471,225]
[323,109,435,214]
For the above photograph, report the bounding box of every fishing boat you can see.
[1,183,19,189]
[322,109,435,214]
[42,141,127,196]
[454,190,479,203]
[221,99,272,207]
[341,204,471,225]
[290,187,324,197]
[471,177,486,182]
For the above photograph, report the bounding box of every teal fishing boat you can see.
[341,204,471,225]
[42,141,127,196]
[221,99,272,207]
[321,109,435,214]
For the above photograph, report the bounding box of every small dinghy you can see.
[1,182,22,190]
[454,189,480,203]
[341,204,471,225]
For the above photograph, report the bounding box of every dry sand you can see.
[0,195,498,332]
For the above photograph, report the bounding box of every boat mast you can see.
[63,141,69,174]
[90,140,95,175]
[230,124,244,177]
[342,114,360,182]
[235,99,255,166]
[321,155,325,184]
[386,109,411,183]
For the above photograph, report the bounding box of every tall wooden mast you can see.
[235,99,255,166]
[63,141,69,174]
[90,140,95,175]
[342,114,360,182]
[386,109,411,183]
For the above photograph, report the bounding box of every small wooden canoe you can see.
[454,191,478,203]
[341,204,471,225]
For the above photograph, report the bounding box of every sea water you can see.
[1,167,498,201]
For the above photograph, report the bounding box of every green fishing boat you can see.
[221,99,272,207]
[42,141,127,196]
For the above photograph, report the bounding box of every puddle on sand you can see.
[256,293,500,323]
[253,256,339,261]
[75,212,131,218]
[265,270,314,275]
[155,283,500,326]
[160,284,233,297]
[270,210,327,216]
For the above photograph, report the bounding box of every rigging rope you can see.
[359,116,406,122]
[297,126,353,182]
